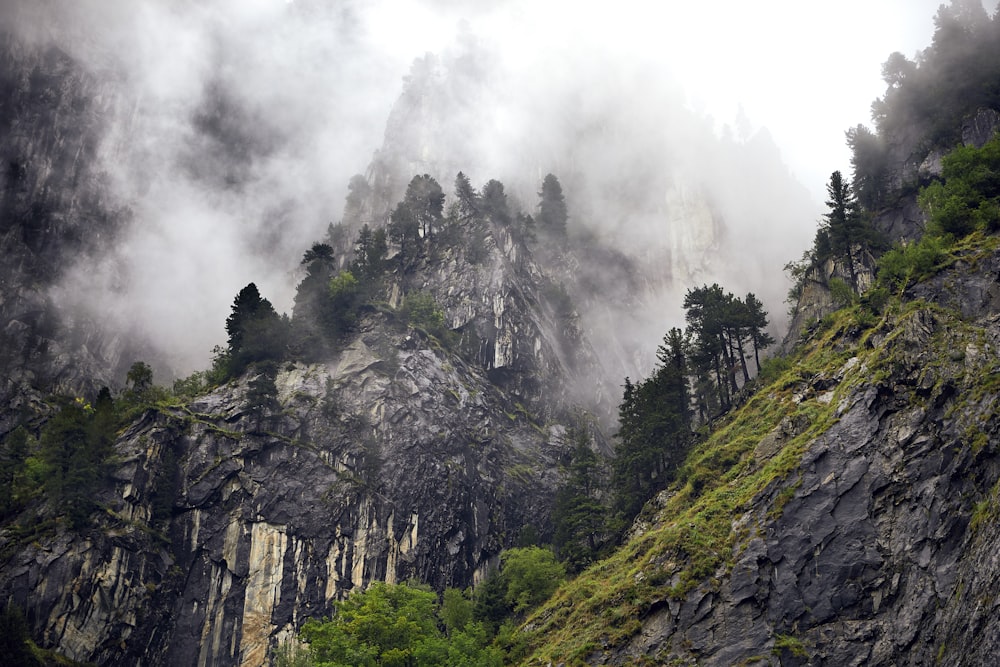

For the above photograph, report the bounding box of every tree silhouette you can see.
[537,173,568,238]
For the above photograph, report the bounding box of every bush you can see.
[401,292,455,347]
[877,235,949,290]
[827,277,856,308]
[501,546,566,613]
[297,581,502,667]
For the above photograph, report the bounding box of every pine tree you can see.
[552,429,608,572]
[228,283,287,374]
[537,173,568,238]
[612,327,691,520]
[744,293,774,371]
[480,179,511,226]
[404,174,445,238]
[351,224,388,282]
[454,171,479,221]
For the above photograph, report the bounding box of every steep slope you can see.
[0,310,578,666]
[516,237,1000,665]
[0,32,135,428]
[0,146,624,664]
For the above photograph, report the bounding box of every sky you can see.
[6,0,976,377]
[356,0,952,201]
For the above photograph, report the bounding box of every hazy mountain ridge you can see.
[2,3,999,666]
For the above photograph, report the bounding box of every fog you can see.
[4,0,956,377]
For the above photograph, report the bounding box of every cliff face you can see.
[0,32,135,431]
[519,241,1000,666]
[1,308,578,666]
[872,106,1000,242]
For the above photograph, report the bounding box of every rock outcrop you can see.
[872,105,1000,243]
[0,32,137,432]
[524,243,1000,666]
[1,313,577,666]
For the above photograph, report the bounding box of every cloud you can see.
[5,0,954,378]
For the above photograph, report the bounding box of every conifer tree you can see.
[744,293,774,371]
[537,173,568,238]
[404,174,445,238]
[552,429,608,572]
[228,283,287,374]
[612,327,691,520]
[480,179,511,226]
[351,224,388,282]
[454,171,479,221]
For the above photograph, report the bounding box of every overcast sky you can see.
[354,0,956,201]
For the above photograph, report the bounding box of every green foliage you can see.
[0,601,42,667]
[876,235,949,290]
[246,363,280,429]
[869,2,1000,149]
[38,395,117,527]
[226,283,289,376]
[328,271,360,314]
[273,639,313,667]
[919,132,1000,237]
[472,568,509,634]
[783,252,812,312]
[0,427,35,516]
[172,370,209,398]
[298,581,502,667]
[773,633,809,659]
[683,285,773,416]
[552,430,610,573]
[613,328,691,519]
[126,361,153,394]
[351,224,388,283]
[400,291,453,346]
[756,356,792,386]
[500,547,566,614]
[453,171,479,221]
[404,174,445,238]
[440,587,473,636]
[388,174,445,267]
[480,179,511,226]
[846,123,887,211]
[827,277,857,308]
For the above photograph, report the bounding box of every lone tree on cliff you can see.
[537,173,568,238]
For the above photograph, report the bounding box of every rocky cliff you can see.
[0,32,135,429]
[1,304,586,666]
[516,237,1000,665]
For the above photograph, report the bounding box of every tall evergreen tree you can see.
[824,171,864,289]
[684,284,734,408]
[388,200,422,268]
[480,179,511,226]
[537,173,568,238]
[228,283,287,374]
[351,224,388,282]
[552,429,608,572]
[454,171,479,221]
[612,327,691,520]
[744,293,775,371]
[404,174,445,238]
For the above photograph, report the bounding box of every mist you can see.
[3,0,952,378]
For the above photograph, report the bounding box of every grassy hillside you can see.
[512,232,1000,665]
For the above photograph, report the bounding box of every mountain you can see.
[3,2,998,666]
[516,233,1000,665]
